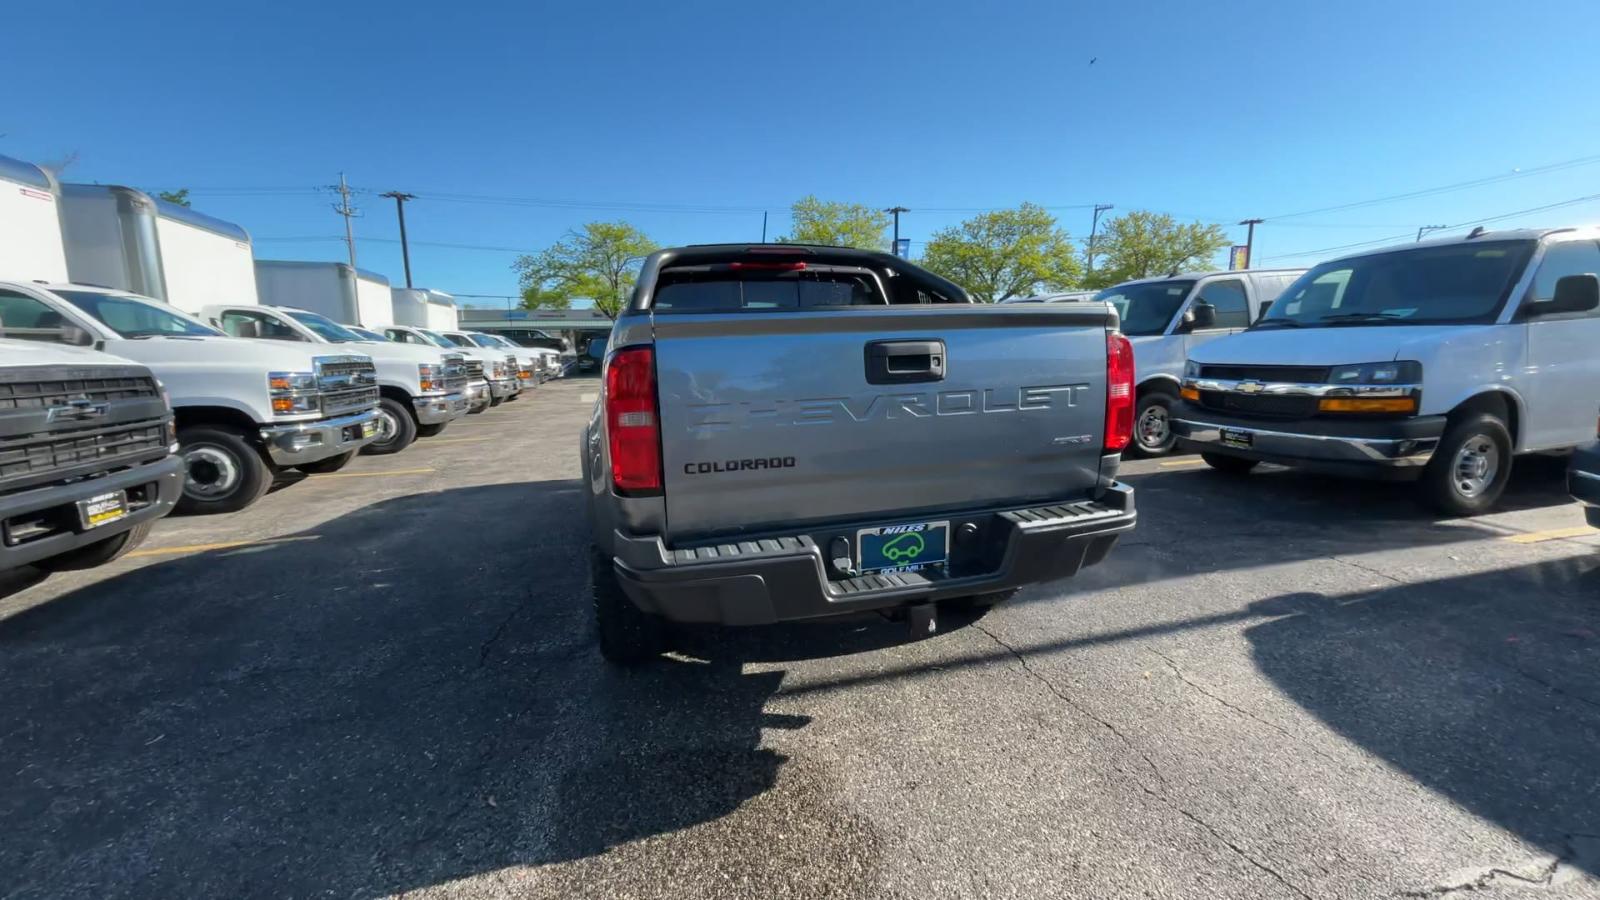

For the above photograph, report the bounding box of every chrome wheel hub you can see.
[374,408,399,444]
[1137,404,1170,448]
[183,445,241,498]
[1451,436,1499,498]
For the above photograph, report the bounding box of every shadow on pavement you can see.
[0,480,810,897]
[1246,554,1600,874]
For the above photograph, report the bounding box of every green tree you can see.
[920,204,1082,303]
[156,189,191,207]
[1084,210,1230,289]
[511,221,659,319]
[778,196,889,250]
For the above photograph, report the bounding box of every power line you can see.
[1261,192,1600,262]
[255,235,526,253]
[1262,153,1600,221]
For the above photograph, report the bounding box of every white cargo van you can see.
[1173,228,1600,514]
[254,261,393,327]
[56,183,258,314]
[1091,269,1304,455]
[0,154,69,282]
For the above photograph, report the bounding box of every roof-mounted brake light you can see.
[729,261,807,272]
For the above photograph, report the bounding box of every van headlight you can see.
[1327,361,1422,384]
[268,371,319,416]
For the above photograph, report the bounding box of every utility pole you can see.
[885,206,909,256]
[1238,218,1264,268]
[1416,224,1447,242]
[761,210,768,243]
[380,191,417,287]
[330,172,360,269]
[1085,203,1114,278]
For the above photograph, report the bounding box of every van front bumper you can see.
[260,409,381,466]
[607,484,1136,625]
[414,391,468,425]
[1171,402,1446,479]
[1,454,183,571]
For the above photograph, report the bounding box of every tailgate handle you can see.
[864,339,945,384]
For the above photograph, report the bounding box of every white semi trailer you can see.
[388,287,460,331]
[56,183,257,314]
[0,153,69,282]
[255,261,393,326]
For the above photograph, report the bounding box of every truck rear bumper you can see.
[609,484,1135,625]
[0,455,184,571]
[259,409,380,466]
[1171,403,1446,479]
[414,391,468,425]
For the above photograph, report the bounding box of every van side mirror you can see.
[1184,300,1217,330]
[1531,274,1600,316]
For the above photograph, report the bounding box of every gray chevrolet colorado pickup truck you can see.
[582,244,1138,663]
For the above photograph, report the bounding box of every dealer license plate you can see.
[856,520,949,575]
[77,490,129,530]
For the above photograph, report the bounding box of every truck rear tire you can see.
[295,450,356,474]
[1201,452,1259,475]
[176,425,276,515]
[591,544,663,664]
[1129,391,1178,458]
[363,397,418,455]
[33,522,153,572]
[1418,413,1512,516]
[417,422,449,438]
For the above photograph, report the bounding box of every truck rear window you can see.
[653,273,886,311]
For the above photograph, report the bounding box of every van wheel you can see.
[1129,392,1178,457]
[362,397,417,455]
[417,422,449,438]
[1418,413,1512,516]
[591,544,663,664]
[33,522,153,572]
[296,451,356,474]
[176,426,276,515]
[1201,452,1259,475]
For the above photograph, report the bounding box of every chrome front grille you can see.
[313,356,378,417]
[464,360,485,379]
[442,355,469,392]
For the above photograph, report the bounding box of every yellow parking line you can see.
[307,467,436,479]
[418,437,490,445]
[126,535,317,559]
[1159,458,1208,468]
[1504,526,1597,544]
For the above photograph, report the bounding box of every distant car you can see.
[1000,291,1099,304]
[1569,437,1600,528]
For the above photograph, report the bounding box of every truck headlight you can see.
[1184,360,1200,379]
[267,371,319,416]
[419,363,444,392]
[1327,361,1422,384]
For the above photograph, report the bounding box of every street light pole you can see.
[1085,203,1114,278]
[1238,218,1264,268]
[884,206,909,256]
[380,191,417,287]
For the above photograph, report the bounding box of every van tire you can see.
[1201,452,1259,475]
[591,544,663,664]
[417,422,449,438]
[33,522,153,572]
[1129,391,1178,458]
[363,397,417,455]
[1418,413,1512,516]
[175,425,276,515]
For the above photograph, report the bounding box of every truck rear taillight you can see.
[1104,332,1135,454]
[606,347,663,494]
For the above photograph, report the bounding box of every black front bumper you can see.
[0,455,185,572]
[609,483,1136,625]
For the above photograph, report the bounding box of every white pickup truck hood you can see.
[104,334,354,371]
[0,339,143,368]
[345,339,450,366]
[1189,325,1489,367]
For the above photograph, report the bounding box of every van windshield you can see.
[55,291,221,338]
[1091,280,1195,336]
[1256,240,1536,328]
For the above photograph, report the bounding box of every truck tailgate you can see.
[652,306,1110,542]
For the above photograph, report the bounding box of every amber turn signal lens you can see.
[271,397,295,413]
[1318,397,1417,414]
[1180,386,1200,402]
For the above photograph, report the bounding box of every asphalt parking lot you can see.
[4,377,1599,900]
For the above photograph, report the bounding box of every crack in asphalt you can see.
[478,588,537,667]
[1146,649,1344,767]
[1329,555,1407,586]
[973,622,1317,900]
[1399,833,1600,897]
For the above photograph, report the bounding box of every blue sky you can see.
[8,0,1600,304]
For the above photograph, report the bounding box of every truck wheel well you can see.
[378,385,419,424]
[1450,392,1518,447]
[173,406,258,435]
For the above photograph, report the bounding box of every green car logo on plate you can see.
[881,532,926,562]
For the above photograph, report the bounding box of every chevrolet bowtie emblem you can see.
[1237,381,1265,394]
